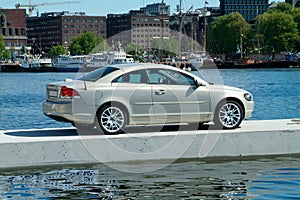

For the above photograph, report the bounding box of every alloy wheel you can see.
[99,106,126,134]
[216,101,243,129]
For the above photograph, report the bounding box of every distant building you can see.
[169,7,221,50]
[0,9,29,59]
[26,11,106,54]
[285,0,300,7]
[140,3,170,16]
[107,3,170,50]
[219,0,269,22]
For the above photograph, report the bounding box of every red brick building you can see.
[0,9,29,58]
[27,11,106,54]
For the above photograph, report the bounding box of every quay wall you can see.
[0,119,300,169]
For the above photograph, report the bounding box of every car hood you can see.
[207,84,249,93]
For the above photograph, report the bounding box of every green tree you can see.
[151,37,179,60]
[259,11,299,52]
[294,8,300,52]
[208,12,252,54]
[70,32,105,55]
[48,45,66,57]
[125,43,143,62]
[268,2,294,15]
[0,35,9,60]
[91,39,110,54]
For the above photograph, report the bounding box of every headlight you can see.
[244,93,253,101]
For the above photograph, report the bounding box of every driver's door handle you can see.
[155,89,166,95]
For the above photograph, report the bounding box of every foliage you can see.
[259,11,299,52]
[293,12,300,49]
[90,40,110,54]
[125,43,143,62]
[151,37,179,60]
[268,2,294,15]
[208,12,252,54]
[0,35,9,60]
[48,45,66,57]
[70,32,106,55]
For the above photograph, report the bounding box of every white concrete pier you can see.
[0,119,300,169]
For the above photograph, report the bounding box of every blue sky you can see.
[1,0,222,16]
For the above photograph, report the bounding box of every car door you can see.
[147,68,211,124]
[111,69,154,125]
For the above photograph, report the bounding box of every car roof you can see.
[109,63,182,73]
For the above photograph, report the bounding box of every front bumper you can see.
[244,101,254,119]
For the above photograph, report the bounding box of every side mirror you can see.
[194,79,202,87]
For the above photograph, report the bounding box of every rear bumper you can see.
[43,101,74,123]
[43,100,96,124]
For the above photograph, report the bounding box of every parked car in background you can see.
[43,63,254,134]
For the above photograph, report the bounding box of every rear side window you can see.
[113,69,149,83]
[79,67,119,81]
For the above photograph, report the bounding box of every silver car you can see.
[43,63,254,134]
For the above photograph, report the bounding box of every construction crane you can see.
[15,0,81,16]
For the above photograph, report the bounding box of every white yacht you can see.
[53,55,90,72]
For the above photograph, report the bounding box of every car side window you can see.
[113,69,149,83]
[147,69,195,85]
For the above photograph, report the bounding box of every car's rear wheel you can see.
[97,105,127,135]
[214,100,243,129]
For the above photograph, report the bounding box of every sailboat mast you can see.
[178,0,182,57]
[256,6,260,61]
[203,1,207,53]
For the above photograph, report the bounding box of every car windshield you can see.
[79,67,119,82]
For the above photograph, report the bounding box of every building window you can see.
[21,28,25,36]
[14,28,19,36]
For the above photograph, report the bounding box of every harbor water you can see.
[0,68,300,199]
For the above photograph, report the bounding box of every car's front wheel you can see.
[214,100,244,129]
[97,105,127,135]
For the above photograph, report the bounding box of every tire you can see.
[97,105,127,135]
[214,100,244,129]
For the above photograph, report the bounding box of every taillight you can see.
[60,86,80,99]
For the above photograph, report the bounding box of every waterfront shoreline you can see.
[1,60,299,72]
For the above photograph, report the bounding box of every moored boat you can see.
[87,50,134,69]
[53,55,90,72]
